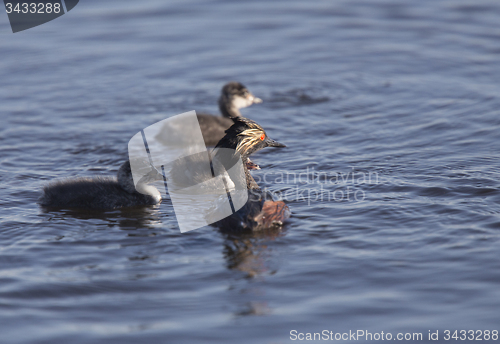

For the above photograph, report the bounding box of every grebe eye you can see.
[260,134,265,141]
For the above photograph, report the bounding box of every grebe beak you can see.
[248,93,263,104]
[265,137,286,148]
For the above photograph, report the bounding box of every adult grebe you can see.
[39,161,162,209]
[197,82,262,146]
[209,117,291,231]
[164,116,290,231]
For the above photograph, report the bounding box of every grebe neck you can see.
[244,165,259,190]
[218,96,241,118]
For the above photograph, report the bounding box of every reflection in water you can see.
[221,228,286,318]
[222,227,285,277]
[235,301,272,317]
[39,205,163,233]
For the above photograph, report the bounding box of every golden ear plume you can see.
[236,128,264,156]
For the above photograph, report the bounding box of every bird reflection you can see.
[235,301,272,316]
[221,227,287,318]
[221,227,285,278]
[40,205,163,233]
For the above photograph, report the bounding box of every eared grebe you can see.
[163,116,290,231]
[197,82,262,146]
[209,117,291,231]
[39,161,162,209]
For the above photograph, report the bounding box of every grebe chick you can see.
[39,161,162,209]
[216,189,291,231]
[197,82,262,146]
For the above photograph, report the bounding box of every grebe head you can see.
[218,82,262,118]
[214,117,285,160]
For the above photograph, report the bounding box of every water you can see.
[2,0,500,342]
